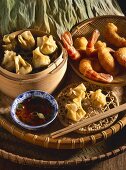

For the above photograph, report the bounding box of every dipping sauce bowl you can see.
[11,90,58,130]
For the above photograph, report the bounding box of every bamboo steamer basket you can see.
[0,29,68,98]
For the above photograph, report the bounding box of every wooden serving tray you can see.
[0,66,126,150]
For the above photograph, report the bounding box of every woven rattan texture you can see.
[71,15,126,86]
[57,82,119,134]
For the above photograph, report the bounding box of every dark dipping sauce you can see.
[16,97,53,126]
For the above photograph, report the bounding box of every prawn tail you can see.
[61,31,73,46]
[84,70,113,83]
[61,31,81,60]
[86,29,100,56]
[99,73,113,83]
[79,58,113,83]
[87,29,100,48]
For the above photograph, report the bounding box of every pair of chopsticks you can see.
[50,103,126,139]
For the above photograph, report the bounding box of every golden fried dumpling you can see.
[3,34,17,50]
[65,102,86,122]
[32,47,51,68]
[90,89,106,108]
[68,83,86,100]
[37,35,57,54]
[2,50,16,71]
[18,31,35,50]
[104,23,126,48]
[14,55,32,75]
[114,47,126,68]
[74,37,88,51]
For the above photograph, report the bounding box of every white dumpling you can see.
[65,83,87,122]
[18,31,35,50]
[14,55,32,75]
[3,34,17,50]
[3,43,17,51]
[72,97,82,106]
[3,34,16,43]
[32,47,51,68]
[90,89,107,108]
[65,102,86,122]
[68,83,86,100]
[2,50,32,74]
[2,50,16,71]
[37,35,57,54]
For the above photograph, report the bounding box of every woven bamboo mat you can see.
[0,66,126,167]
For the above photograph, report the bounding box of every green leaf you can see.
[17,103,23,109]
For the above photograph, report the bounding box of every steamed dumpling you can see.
[68,83,86,100]
[2,50,16,71]
[65,83,87,122]
[14,55,32,74]
[3,34,16,43]
[32,47,51,68]
[65,102,86,122]
[37,35,57,54]
[18,31,35,50]
[73,97,82,107]
[3,34,17,50]
[90,89,107,108]
[2,50,32,74]
[3,43,17,51]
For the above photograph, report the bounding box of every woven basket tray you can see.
[0,66,126,167]
[70,15,126,86]
[0,67,126,150]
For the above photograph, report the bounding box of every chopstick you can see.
[50,103,126,139]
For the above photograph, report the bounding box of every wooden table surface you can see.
[0,151,125,170]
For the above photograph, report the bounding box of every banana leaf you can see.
[0,0,124,38]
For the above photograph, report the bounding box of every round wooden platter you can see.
[70,15,126,87]
[0,66,126,167]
